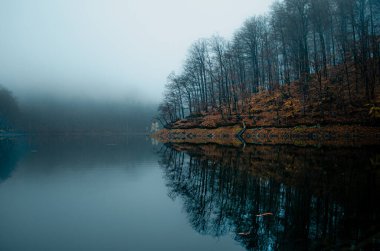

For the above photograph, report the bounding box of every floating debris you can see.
[256,212,273,217]
[238,231,251,236]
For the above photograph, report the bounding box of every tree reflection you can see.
[159,144,380,250]
[0,138,27,181]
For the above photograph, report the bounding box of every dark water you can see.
[0,136,379,250]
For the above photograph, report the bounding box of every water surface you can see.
[0,136,241,251]
[0,136,379,250]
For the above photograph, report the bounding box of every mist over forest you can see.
[21,98,156,133]
[0,86,156,133]
[0,0,275,135]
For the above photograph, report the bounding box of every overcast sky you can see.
[0,0,274,103]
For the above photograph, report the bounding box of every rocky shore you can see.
[153,124,380,147]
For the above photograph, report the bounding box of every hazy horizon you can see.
[0,0,274,103]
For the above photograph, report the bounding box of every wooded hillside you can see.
[157,0,380,128]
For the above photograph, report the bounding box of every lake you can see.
[0,135,379,250]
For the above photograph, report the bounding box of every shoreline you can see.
[152,124,380,147]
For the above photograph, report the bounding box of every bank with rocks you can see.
[153,124,380,147]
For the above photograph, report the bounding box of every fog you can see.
[19,97,156,133]
[0,0,273,132]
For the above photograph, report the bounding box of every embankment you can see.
[152,124,380,147]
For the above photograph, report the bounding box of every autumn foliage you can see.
[157,0,380,132]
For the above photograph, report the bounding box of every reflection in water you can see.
[0,136,245,251]
[0,138,28,181]
[159,144,380,250]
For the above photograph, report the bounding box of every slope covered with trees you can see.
[0,85,156,135]
[158,0,380,129]
[0,86,19,132]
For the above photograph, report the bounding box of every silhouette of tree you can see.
[158,0,380,126]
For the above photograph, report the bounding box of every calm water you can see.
[0,135,379,250]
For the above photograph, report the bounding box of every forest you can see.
[158,0,380,127]
[0,85,155,134]
[0,87,19,132]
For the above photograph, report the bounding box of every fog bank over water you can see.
[0,0,274,132]
[0,84,157,133]
[0,0,273,103]
[18,95,156,133]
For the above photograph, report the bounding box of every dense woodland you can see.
[0,86,19,131]
[0,85,155,133]
[158,0,380,127]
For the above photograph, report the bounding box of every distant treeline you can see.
[0,86,19,131]
[0,86,155,133]
[158,0,380,125]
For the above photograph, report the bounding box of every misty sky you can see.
[0,0,273,103]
